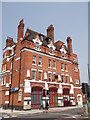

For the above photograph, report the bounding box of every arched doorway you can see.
[63,88,70,106]
[31,86,43,109]
[49,87,58,107]
[77,94,82,106]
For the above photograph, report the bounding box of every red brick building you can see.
[0,19,83,110]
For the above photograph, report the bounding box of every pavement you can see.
[0,106,89,120]
[0,106,83,115]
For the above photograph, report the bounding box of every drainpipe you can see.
[9,54,14,108]
[18,52,21,90]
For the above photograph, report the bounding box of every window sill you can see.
[53,67,56,70]
[39,80,42,81]
[48,67,51,69]
[65,70,68,72]
[35,48,41,51]
[32,64,36,66]
[38,65,42,67]
[76,83,79,85]
[61,69,64,71]
[61,56,66,59]
[49,52,54,55]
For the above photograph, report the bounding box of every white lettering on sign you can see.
[24,80,31,93]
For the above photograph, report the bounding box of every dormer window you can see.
[60,46,67,58]
[50,47,53,54]
[33,35,42,51]
[35,42,39,50]
[73,57,77,62]
[47,41,55,55]
[61,51,65,57]
[40,35,44,41]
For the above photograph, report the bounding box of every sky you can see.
[1,2,88,83]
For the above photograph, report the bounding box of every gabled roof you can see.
[23,28,52,46]
[23,28,68,52]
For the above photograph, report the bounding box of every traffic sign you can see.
[12,87,15,92]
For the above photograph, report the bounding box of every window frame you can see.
[50,47,53,54]
[32,70,36,80]
[38,57,41,66]
[35,42,39,50]
[18,89,22,101]
[54,74,56,82]
[65,64,67,70]
[66,76,68,83]
[75,79,79,84]
[49,73,51,82]
[74,67,78,72]
[38,71,42,80]
[49,59,51,68]
[61,63,63,70]
[62,75,64,83]
[53,60,56,68]
[61,51,65,57]
[33,56,36,65]
[4,75,6,85]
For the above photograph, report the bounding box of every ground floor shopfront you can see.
[1,79,83,110]
[23,80,83,110]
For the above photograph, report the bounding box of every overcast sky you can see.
[1,2,88,83]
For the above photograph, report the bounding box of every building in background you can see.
[0,19,83,110]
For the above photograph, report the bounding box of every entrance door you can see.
[49,87,58,107]
[77,94,82,106]
[63,88,70,106]
[31,87,43,109]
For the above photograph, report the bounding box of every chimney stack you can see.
[17,19,24,43]
[47,24,54,44]
[67,36,72,54]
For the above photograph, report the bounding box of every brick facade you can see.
[0,19,83,110]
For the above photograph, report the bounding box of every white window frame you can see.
[75,79,79,84]
[48,73,51,82]
[38,57,41,66]
[62,75,64,83]
[73,57,77,62]
[40,35,44,41]
[49,59,51,68]
[61,51,65,57]
[33,56,36,65]
[66,76,68,83]
[65,64,67,70]
[53,60,56,68]
[35,42,39,50]
[38,71,42,80]
[61,63,63,70]
[18,89,22,101]
[50,47,53,54]
[74,67,78,72]
[4,75,6,85]
[32,70,36,80]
